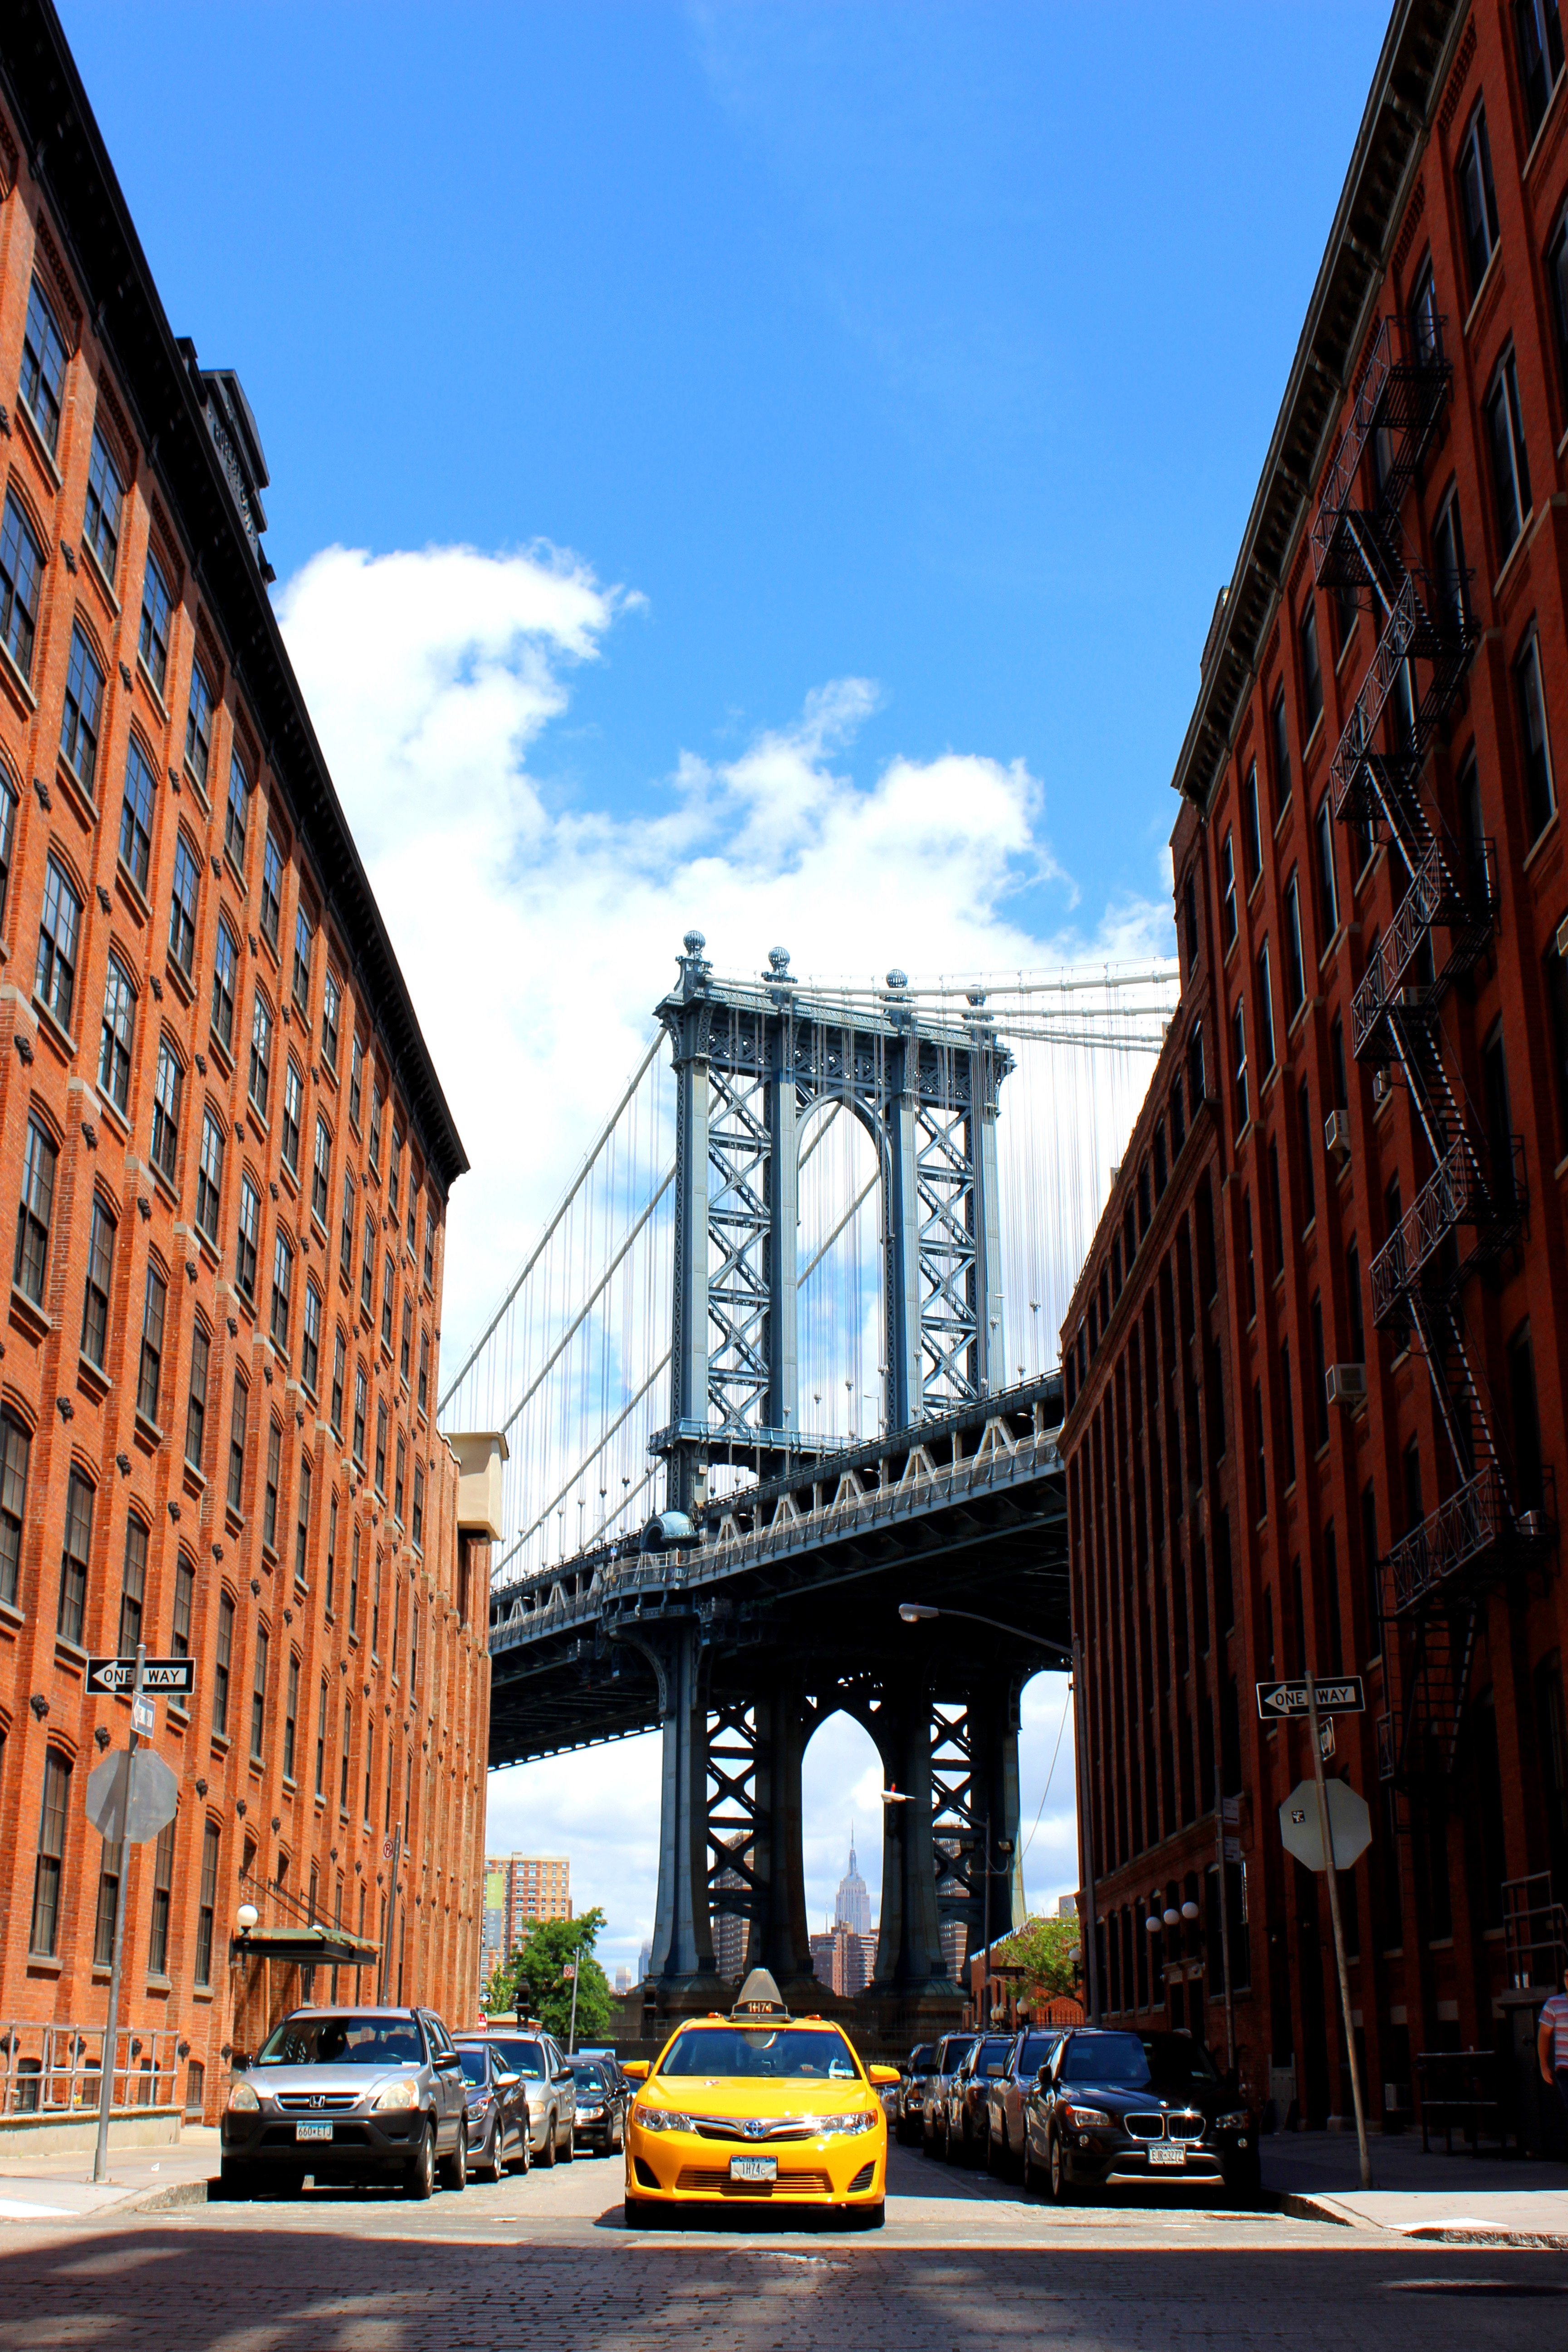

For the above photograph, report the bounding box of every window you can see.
[284,1652,299,1782]
[412,1462,425,1551]
[1345,1239,1365,1365]
[349,1526,360,1635]
[1297,1078,1316,1229]
[60,626,104,790]
[251,1624,269,1761]
[326,1491,338,1612]
[186,1320,209,1470]
[36,857,82,1030]
[95,1853,122,1981]
[1516,632,1556,838]
[417,1327,430,1416]
[293,908,313,1013]
[395,1432,406,1524]
[83,426,123,580]
[1431,487,1469,637]
[14,1118,57,1305]
[1299,601,1323,738]
[270,1231,293,1355]
[1255,941,1276,1076]
[118,1516,147,1655]
[214,1591,235,1736]
[353,1364,368,1465]
[150,1040,181,1183]
[312,1117,331,1227]
[138,549,172,697]
[185,656,214,789]
[1279,1342,1296,1487]
[295,1453,313,1580]
[1182,871,1198,978]
[1232,998,1249,1135]
[340,1173,355,1282]
[137,1263,167,1424]
[0,493,44,679]
[1282,872,1304,1019]
[401,1297,413,1385]
[424,1211,435,1289]
[361,1215,375,1314]
[169,835,200,977]
[0,778,16,930]
[316,1678,328,1798]
[321,967,341,1070]
[302,1283,322,1395]
[349,1033,364,1129]
[406,1177,418,1254]
[376,1398,388,1496]
[1482,1019,1517,1206]
[80,1198,114,1368]
[263,1418,281,1551]
[195,1820,220,1987]
[1253,1380,1267,1517]
[1457,102,1500,301]
[1270,683,1291,814]
[382,1252,395,1351]
[340,1703,353,1809]
[1217,830,1237,949]
[1546,935,1568,1153]
[1485,349,1532,554]
[148,1818,175,1976]
[196,1111,224,1242]
[1508,1318,1545,1510]
[211,918,238,1055]
[332,1327,346,1437]
[119,735,157,894]
[0,1412,29,1605]
[282,1061,302,1177]
[225,750,250,872]
[58,1469,93,1645]
[369,1084,383,1175]
[1242,762,1262,888]
[29,1752,70,1957]
[1310,1294,1329,1451]
[227,1377,248,1513]
[249,993,272,1120]
[19,278,67,453]
[260,831,284,951]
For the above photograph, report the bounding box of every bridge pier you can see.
[742,1673,817,1999]
[615,1614,727,2009]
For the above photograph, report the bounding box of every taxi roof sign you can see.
[730,1966,789,2021]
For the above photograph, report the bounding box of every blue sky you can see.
[58,1,1392,1970]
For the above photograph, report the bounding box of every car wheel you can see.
[612,2114,625,2152]
[624,2194,654,2229]
[510,2122,531,2175]
[984,2122,1000,2176]
[272,2171,304,2199]
[1048,2130,1076,2205]
[541,2110,558,2166]
[219,2159,255,2200]
[480,2119,505,2182]
[405,2122,436,2201]
[561,2122,576,2163]
[438,2121,467,2193]
[1020,2133,1039,2195]
[943,2117,961,2165]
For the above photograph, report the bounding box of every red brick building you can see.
[1062,0,1568,2146]
[0,7,494,2128]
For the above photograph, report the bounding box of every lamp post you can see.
[897,1602,1098,2024]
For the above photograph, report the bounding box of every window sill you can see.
[168,1701,189,1725]
[246,1099,270,1139]
[31,993,78,1064]
[1462,245,1501,343]
[1300,709,1324,769]
[76,1353,110,1406]
[115,860,152,931]
[0,1598,24,1632]
[1272,792,1294,841]
[165,954,195,1009]
[223,846,249,902]
[146,1975,172,1993]
[1492,516,1533,603]
[1522,808,1560,873]
[54,1637,88,1672]
[80,533,121,617]
[208,1032,235,1083]
[0,633,38,719]
[1523,66,1568,181]
[14,395,63,493]
[184,755,211,817]
[54,753,99,834]
[134,1411,164,1455]
[25,1957,63,1977]
[136,655,171,729]
[9,1287,53,1347]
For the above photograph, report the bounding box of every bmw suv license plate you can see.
[295,2121,333,2142]
[729,2155,776,2181]
[1149,2144,1184,2166]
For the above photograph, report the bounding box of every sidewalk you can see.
[0,2127,218,2221]
[1264,2127,1568,2247]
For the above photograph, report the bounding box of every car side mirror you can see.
[434,2050,461,2072]
[496,2071,519,2089]
[1035,2066,1051,2090]
[230,2053,249,2073]
[622,2059,649,2081]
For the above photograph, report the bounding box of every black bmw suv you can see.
[1022,2027,1259,2205]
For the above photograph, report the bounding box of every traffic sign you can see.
[1318,1716,1335,1761]
[85,1747,179,1844]
[131,1695,155,1739]
[1279,1778,1372,1872]
[87,1656,194,1696]
[1255,1676,1365,1719]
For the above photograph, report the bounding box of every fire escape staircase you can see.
[1310,314,1553,1789]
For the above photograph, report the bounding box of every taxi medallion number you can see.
[729,2155,776,2181]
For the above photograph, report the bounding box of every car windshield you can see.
[569,2059,608,2086]
[1018,2034,1058,2076]
[257,2016,424,2068]
[483,2037,546,2078]
[940,2038,977,2071]
[456,2047,491,2087]
[1059,2033,1220,2092]
[909,2045,933,2070]
[975,2037,1013,2075]
[658,2028,862,2081]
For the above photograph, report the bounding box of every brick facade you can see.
[0,11,490,2122]
[1062,0,1568,2145]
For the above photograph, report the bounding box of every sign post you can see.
[93,1645,140,2186]
[1302,1670,1372,2191]
[377,1826,403,2004]
[1213,1791,1238,2072]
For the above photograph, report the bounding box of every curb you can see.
[1279,2192,1358,2230]
[1279,2188,1568,2249]
[119,2176,212,2215]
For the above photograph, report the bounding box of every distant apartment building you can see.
[809,1921,877,1999]
[483,1853,571,1971]
[711,1832,749,1982]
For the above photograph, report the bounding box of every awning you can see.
[231,1927,382,1967]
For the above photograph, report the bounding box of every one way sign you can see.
[1255,1676,1365,1719]
[87,1656,195,1696]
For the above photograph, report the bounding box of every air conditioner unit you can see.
[1372,1067,1393,1104]
[1323,1110,1351,1163]
[1326,1363,1367,1413]
[1517,1509,1547,1543]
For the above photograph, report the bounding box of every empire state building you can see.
[834,1833,872,1937]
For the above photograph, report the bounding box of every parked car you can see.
[895,2044,936,2144]
[984,2026,1063,2176]
[221,2005,470,2199]
[948,2034,1015,2164]
[919,2032,977,2158]
[569,2055,629,2154]
[468,2027,577,2164]
[1021,2027,1260,2205]
[454,2039,533,2180]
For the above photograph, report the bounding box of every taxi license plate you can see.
[1148,2144,1185,2166]
[729,2155,776,2182]
[294,2122,333,2142]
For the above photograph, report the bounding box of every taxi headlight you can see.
[374,2078,422,2112]
[806,2110,880,2136]
[632,2102,693,2133]
[1216,2109,1250,2131]
[225,2078,260,2113]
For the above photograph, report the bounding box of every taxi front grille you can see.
[675,2166,835,2197]
[692,2118,812,2143]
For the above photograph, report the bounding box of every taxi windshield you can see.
[658,2027,862,2081]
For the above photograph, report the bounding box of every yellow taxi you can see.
[622,1969,898,2228]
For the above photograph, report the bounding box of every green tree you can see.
[493,1907,613,2047]
[996,1912,1079,1998]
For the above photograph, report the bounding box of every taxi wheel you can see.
[846,2200,886,2230]
[624,2194,655,2229]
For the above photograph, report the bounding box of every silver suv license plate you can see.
[295,2122,333,2142]
[1149,2143,1184,2166]
[730,2155,776,2181]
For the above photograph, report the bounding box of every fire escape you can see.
[1309,314,1551,1786]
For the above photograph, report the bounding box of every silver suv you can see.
[222,2005,470,2199]
[467,2028,578,2164]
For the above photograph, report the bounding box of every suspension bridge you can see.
[442,936,1177,2041]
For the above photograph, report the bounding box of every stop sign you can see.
[1279,1778,1372,1872]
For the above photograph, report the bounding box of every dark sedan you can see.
[568,2055,627,2154]
[1022,2028,1259,2205]
[984,2026,1062,2176]
[455,2040,532,2180]
[950,2034,1015,2164]
[895,2043,936,2145]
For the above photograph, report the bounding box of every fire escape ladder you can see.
[1398,1594,1483,1779]
[1406,1292,1503,1491]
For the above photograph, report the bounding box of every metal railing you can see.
[1350,839,1496,1059]
[0,2022,186,2116]
[1311,313,1448,580]
[1369,1135,1525,1326]
[1384,1465,1515,1613]
[1502,1872,1568,1994]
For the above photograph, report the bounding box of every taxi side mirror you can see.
[867,2064,901,2087]
[621,2059,649,2081]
